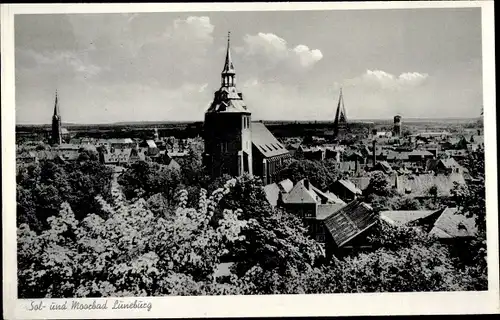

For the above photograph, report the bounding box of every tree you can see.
[273,159,339,190]
[18,178,247,298]
[175,144,211,189]
[118,161,182,203]
[16,159,113,232]
[395,196,421,210]
[320,244,464,293]
[364,171,393,197]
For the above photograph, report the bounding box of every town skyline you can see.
[16,8,483,124]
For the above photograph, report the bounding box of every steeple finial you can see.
[53,90,60,117]
[221,31,236,87]
[222,31,235,74]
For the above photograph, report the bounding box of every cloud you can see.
[336,69,429,91]
[242,32,323,69]
[198,83,208,92]
[16,48,102,80]
[172,16,214,44]
[293,45,323,67]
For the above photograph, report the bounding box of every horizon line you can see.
[16,116,481,126]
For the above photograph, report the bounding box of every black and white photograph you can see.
[2,1,499,318]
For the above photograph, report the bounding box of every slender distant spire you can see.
[53,90,60,118]
[51,90,62,145]
[333,87,348,138]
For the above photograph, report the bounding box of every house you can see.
[100,148,132,165]
[407,150,435,162]
[329,179,362,203]
[323,200,377,258]
[139,139,160,156]
[380,207,477,241]
[392,172,465,198]
[426,157,463,175]
[272,179,345,242]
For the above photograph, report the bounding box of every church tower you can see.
[203,32,253,178]
[51,90,62,145]
[333,88,348,140]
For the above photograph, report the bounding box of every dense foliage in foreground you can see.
[18,173,486,297]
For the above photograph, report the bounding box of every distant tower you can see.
[203,32,253,178]
[51,90,62,145]
[333,88,348,139]
[153,128,159,141]
[478,105,484,127]
[393,115,402,137]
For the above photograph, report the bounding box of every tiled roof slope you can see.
[380,210,436,226]
[394,173,465,197]
[429,207,477,238]
[282,179,319,204]
[251,122,290,158]
[323,200,377,247]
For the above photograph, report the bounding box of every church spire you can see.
[221,31,236,87]
[333,87,348,139]
[53,90,60,118]
[51,90,62,145]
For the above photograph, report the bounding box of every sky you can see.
[15,8,483,124]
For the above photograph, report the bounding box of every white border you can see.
[2,2,499,319]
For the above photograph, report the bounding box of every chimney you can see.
[355,156,359,174]
[304,179,310,190]
[372,139,377,166]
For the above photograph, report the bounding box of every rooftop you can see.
[251,122,289,158]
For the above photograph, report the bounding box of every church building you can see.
[203,32,291,184]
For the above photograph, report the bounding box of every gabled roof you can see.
[311,185,346,205]
[350,177,371,191]
[278,179,294,193]
[408,150,434,157]
[251,122,290,158]
[429,207,477,239]
[335,179,362,195]
[375,161,393,173]
[263,183,281,207]
[323,200,377,247]
[145,140,157,148]
[282,179,319,204]
[380,210,437,226]
[263,179,295,207]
